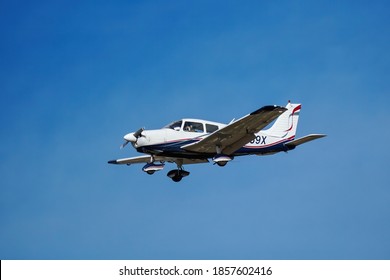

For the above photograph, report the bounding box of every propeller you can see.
[120,128,144,149]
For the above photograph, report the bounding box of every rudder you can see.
[263,102,301,138]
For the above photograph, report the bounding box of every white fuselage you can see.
[127,118,293,157]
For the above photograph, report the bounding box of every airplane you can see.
[108,101,326,182]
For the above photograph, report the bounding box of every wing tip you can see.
[108,160,118,164]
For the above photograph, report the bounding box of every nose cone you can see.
[124,133,137,143]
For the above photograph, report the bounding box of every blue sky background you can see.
[1,0,389,259]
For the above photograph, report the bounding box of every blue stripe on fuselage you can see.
[137,138,291,158]
[234,142,289,155]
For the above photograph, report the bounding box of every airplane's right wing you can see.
[181,105,286,155]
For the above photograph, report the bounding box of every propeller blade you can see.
[133,127,144,138]
[120,141,129,149]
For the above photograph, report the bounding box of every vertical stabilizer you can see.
[264,102,301,138]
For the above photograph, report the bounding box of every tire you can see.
[172,175,182,182]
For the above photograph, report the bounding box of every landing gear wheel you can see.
[146,170,155,175]
[172,175,183,182]
[167,169,190,182]
[216,161,227,167]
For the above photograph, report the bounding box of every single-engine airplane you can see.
[108,102,326,182]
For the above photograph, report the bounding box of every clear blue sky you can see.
[1,0,389,259]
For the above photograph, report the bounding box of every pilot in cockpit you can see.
[184,124,193,132]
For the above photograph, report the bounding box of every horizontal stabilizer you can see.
[285,134,326,149]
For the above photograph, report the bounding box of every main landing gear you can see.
[167,168,190,182]
[142,159,190,182]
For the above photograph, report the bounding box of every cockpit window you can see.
[164,120,182,130]
[206,124,219,133]
[183,121,204,133]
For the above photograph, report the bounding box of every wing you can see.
[182,105,287,155]
[284,134,326,149]
[108,155,155,165]
[108,155,208,165]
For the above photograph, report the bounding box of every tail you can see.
[263,101,301,139]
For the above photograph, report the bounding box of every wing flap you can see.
[182,105,286,154]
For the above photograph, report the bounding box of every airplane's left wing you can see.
[108,155,208,165]
[108,155,156,165]
[182,105,286,155]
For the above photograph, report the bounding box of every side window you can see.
[206,124,219,133]
[183,122,204,133]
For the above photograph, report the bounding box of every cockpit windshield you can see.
[164,120,182,130]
